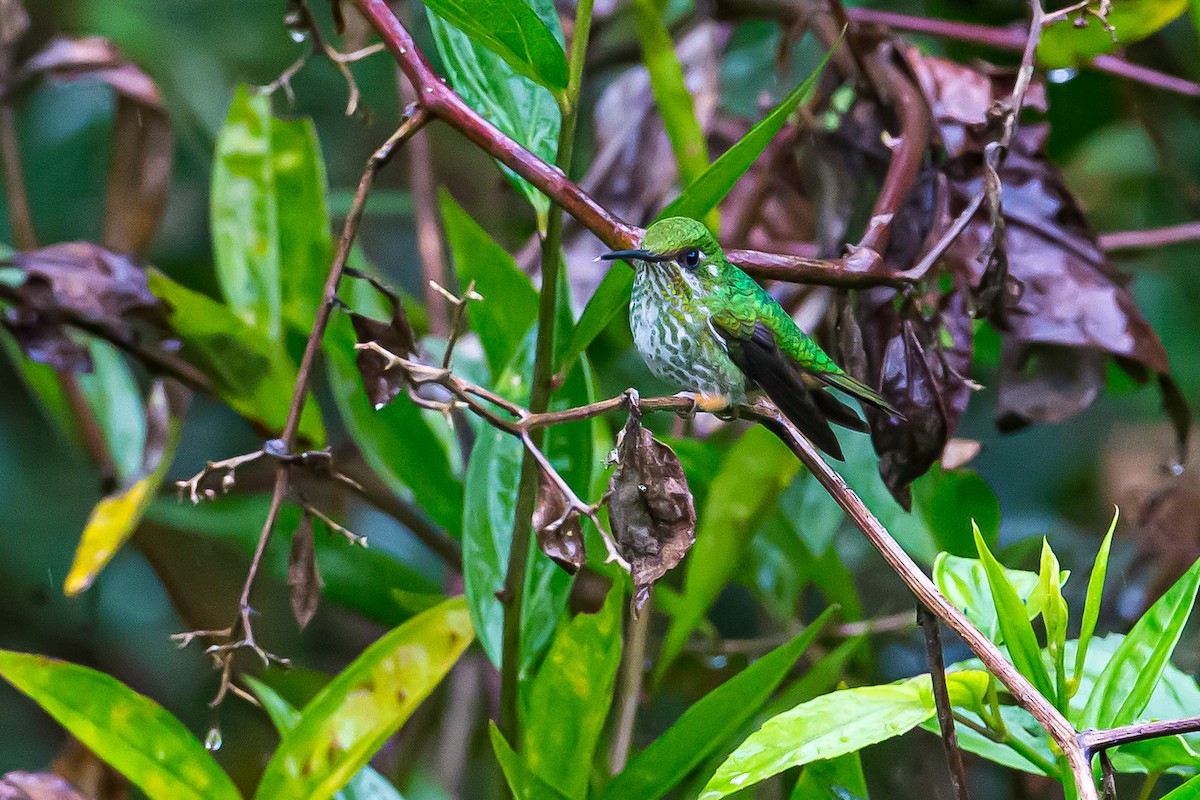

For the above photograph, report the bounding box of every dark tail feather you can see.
[817,371,904,419]
[812,389,869,433]
[767,383,845,461]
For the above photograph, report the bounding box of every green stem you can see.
[1135,770,1161,800]
[497,0,595,751]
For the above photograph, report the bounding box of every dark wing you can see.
[712,317,849,460]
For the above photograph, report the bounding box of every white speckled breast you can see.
[629,264,746,401]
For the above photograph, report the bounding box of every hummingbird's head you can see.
[598,217,728,285]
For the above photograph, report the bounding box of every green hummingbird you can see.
[600,216,899,460]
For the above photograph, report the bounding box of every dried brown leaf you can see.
[0,773,89,800]
[532,473,585,575]
[606,412,696,610]
[345,270,417,410]
[288,511,321,629]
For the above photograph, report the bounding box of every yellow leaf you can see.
[64,477,160,596]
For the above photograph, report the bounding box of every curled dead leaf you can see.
[288,510,321,629]
[606,410,696,611]
[343,269,418,410]
[532,472,585,575]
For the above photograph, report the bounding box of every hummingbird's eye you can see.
[681,249,701,269]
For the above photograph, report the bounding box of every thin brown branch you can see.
[1099,221,1200,251]
[919,603,972,800]
[609,607,650,775]
[1080,716,1200,754]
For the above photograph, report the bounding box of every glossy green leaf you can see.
[255,598,474,800]
[0,650,240,800]
[147,496,439,627]
[600,607,836,800]
[924,702,1055,776]
[247,677,407,800]
[1162,775,1200,800]
[657,426,801,679]
[913,466,999,558]
[565,47,831,368]
[463,331,594,673]
[78,339,146,483]
[1037,539,1069,706]
[790,752,868,800]
[272,116,335,332]
[65,383,181,596]
[972,523,1055,700]
[147,269,324,445]
[632,0,709,218]
[1038,0,1189,68]
[1073,509,1117,693]
[523,587,623,800]
[427,2,561,223]
[767,636,867,718]
[1079,555,1200,729]
[439,191,538,375]
[700,672,987,799]
[326,277,462,534]
[932,552,1057,642]
[489,723,572,800]
[212,85,281,339]
[423,0,567,91]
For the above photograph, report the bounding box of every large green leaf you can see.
[600,607,836,800]
[211,85,281,339]
[427,1,561,224]
[247,677,407,800]
[147,496,439,627]
[78,339,146,483]
[422,0,568,92]
[565,48,830,367]
[439,191,538,375]
[972,524,1055,700]
[326,276,462,535]
[913,466,999,558]
[255,598,474,800]
[699,672,988,799]
[0,651,240,800]
[932,552,1057,642]
[1038,0,1189,68]
[1162,776,1200,800]
[790,752,868,800]
[523,587,623,800]
[1079,556,1200,729]
[147,269,324,445]
[462,331,594,673]
[657,426,801,678]
[489,723,572,800]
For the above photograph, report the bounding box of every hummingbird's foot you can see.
[693,392,731,413]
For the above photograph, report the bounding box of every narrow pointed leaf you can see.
[600,607,836,800]
[790,752,868,800]
[489,723,572,800]
[972,523,1055,699]
[255,597,473,800]
[1073,509,1117,692]
[0,650,240,800]
[1079,556,1200,729]
[422,0,568,91]
[1037,539,1069,705]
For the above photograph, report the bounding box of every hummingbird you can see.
[600,216,899,460]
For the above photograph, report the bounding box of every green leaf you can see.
[147,496,439,627]
[422,0,568,91]
[246,677,407,800]
[913,466,1000,558]
[212,85,282,340]
[326,277,462,534]
[657,426,801,679]
[147,269,324,445]
[1078,556,1200,729]
[1037,539,1069,707]
[972,523,1055,700]
[427,2,561,223]
[632,0,710,224]
[1073,509,1117,693]
[790,752,868,800]
[1037,0,1189,68]
[462,331,594,673]
[565,47,831,366]
[522,587,623,799]
[272,115,335,332]
[255,598,474,800]
[700,673,985,800]
[0,650,240,800]
[1162,775,1200,800]
[600,607,837,800]
[489,723,572,800]
[78,339,146,483]
[65,383,182,596]
[0,330,85,448]
[932,552,1056,642]
[439,191,538,375]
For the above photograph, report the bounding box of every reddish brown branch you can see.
[1099,221,1200,251]
[1080,716,1200,755]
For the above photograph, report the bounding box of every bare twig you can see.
[1099,221,1200,251]
[919,604,972,800]
[1099,750,1117,800]
[610,607,650,774]
[1080,716,1200,755]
